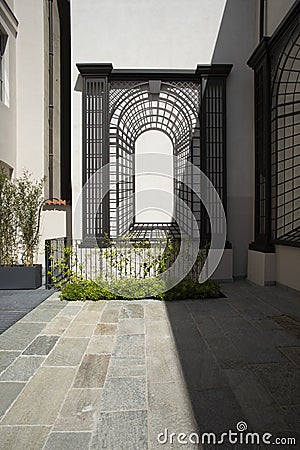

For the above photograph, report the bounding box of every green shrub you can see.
[161,279,220,301]
[60,280,115,301]
[60,277,220,301]
[102,277,166,300]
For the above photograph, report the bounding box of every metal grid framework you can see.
[248,2,300,250]
[127,222,181,241]
[256,66,267,236]
[45,237,68,289]
[270,25,300,245]
[200,78,227,243]
[109,80,200,238]
[78,65,230,244]
[82,78,109,239]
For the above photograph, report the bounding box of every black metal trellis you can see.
[127,222,181,241]
[77,64,232,246]
[248,1,300,249]
[45,237,68,289]
[270,25,300,246]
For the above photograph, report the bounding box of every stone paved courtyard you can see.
[0,280,299,449]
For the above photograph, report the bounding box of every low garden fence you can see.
[45,237,207,289]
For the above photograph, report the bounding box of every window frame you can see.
[0,31,8,103]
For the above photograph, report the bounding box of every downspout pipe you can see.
[48,0,54,199]
[260,0,265,41]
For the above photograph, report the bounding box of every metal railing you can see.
[45,237,207,289]
[45,237,68,289]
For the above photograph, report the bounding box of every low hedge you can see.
[60,277,221,301]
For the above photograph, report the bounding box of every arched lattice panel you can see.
[77,64,231,244]
[271,25,300,245]
[109,81,200,237]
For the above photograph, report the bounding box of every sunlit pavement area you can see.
[0,280,299,450]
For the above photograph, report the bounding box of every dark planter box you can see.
[0,265,42,290]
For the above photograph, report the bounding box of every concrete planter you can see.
[0,265,42,289]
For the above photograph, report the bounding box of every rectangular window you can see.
[0,32,7,103]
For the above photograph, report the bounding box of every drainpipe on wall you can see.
[48,0,54,199]
[260,0,265,41]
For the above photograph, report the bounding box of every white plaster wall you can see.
[247,250,276,286]
[15,0,45,179]
[5,0,14,8]
[212,0,257,277]
[0,1,17,172]
[37,210,66,266]
[72,0,227,68]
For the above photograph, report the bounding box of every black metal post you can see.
[248,38,274,252]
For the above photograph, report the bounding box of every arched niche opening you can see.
[135,130,174,223]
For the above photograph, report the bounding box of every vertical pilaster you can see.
[77,64,112,243]
[197,66,231,247]
[248,39,274,252]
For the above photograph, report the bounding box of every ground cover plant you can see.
[59,276,220,301]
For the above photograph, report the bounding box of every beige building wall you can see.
[276,245,300,292]
[211,0,256,277]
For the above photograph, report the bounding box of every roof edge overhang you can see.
[247,0,300,69]
[76,63,233,80]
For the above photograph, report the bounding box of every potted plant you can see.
[0,170,45,289]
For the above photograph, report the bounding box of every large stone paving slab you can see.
[91,410,148,450]
[22,335,59,355]
[113,333,145,358]
[0,355,44,381]
[0,425,50,450]
[0,382,25,418]
[54,388,103,431]
[108,356,146,378]
[0,351,20,373]
[0,281,298,449]
[74,354,110,388]
[44,337,89,366]
[100,377,147,411]
[249,362,300,406]
[44,431,92,450]
[0,322,46,351]
[87,335,115,354]
[1,366,76,425]
[148,381,197,443]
